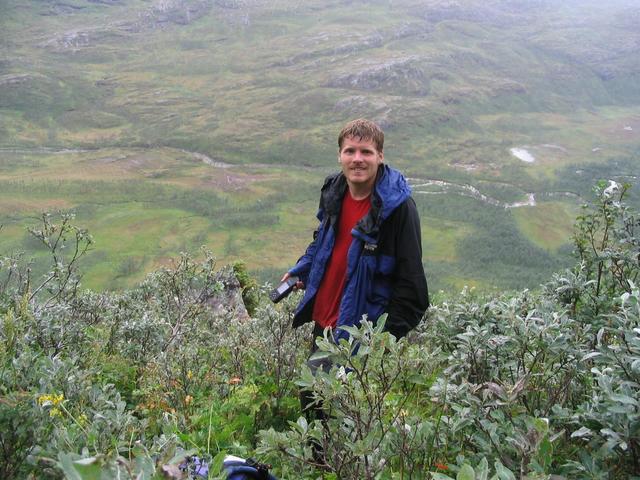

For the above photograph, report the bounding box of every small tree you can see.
[258,318,443,479]
[571,181,639,320]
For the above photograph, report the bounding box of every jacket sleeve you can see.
[288,224,320,287]
[384,198,429,338]
[288,174,337,287]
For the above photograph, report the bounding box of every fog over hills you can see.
[1,0,639,291]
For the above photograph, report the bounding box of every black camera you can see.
[270,276,299,303]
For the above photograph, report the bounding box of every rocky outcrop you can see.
[38,25,128,51]
[409,2,533,28]
[0,73,35,86]
[123,0,212,32]
[42,2,88,16]
[489,80,527,97]
[333,93,394,127]
[273,23,432,69]
[214,0,243,8]
[88,0,123,5]
[40,30,91,50]
[328,57,428,96]
[39,0,212,50]
[334,95,368,112]
[272,32,384,68]
[391,22,432,40]
[204,266,250,321]
[334,95,392,127]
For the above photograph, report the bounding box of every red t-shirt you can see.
[312,191,371,329]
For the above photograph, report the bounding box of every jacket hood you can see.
[319,164,411,239]
[373,164,411,221]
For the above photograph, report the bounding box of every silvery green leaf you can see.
[341,325,360,337]
[358,345,372,356]
[57,455,83,480]
[600,428,621,439]
[571,426,593,438]
[610,394,638,405]
[608,404,633,413]
[296,416,308,432]
[209,451,227,477]
[309,350,331,361]
[375,313,388,331]
[476,457,489,480]
[57,454,101,480]
[457,464,475,480]
[431,474,455,480]
[484,382,505,398]
[494,461,516,480]
[285,447,298,457]
[581,352,601,361]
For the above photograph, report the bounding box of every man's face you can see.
[338,136,384,192]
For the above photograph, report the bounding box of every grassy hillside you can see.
[1,0,639,291]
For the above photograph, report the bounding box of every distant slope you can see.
[0,0,639,291]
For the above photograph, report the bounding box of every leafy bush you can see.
[259,183,639,478]
[259,318,443,479]
[0,182,638,478]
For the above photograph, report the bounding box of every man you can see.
[282,118,429,345]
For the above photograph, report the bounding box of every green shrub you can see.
[233,261,260,317]
[0,185,638,478]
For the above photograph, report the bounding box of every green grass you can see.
[421,217,471,263]
[81,204,213,289]
[513,202,578,253]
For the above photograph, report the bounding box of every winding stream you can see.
[408,178,584,209]
[1,146,587,208]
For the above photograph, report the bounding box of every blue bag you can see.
[181,455,278,479]
[223,456,278,480]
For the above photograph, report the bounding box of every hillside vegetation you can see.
[1,181,639,478]
[1,0,639,291]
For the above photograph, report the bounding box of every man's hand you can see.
[281,272,304,290]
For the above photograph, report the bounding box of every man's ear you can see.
[378,150,384,164]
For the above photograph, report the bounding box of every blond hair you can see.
[338,118,384,152]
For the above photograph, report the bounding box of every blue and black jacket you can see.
[289,164,429,341]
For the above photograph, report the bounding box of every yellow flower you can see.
[187,370,193,380]
[38,393,64,407]
[77,413,88,427]
[185,395,193,406]
[49,407,62,418]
